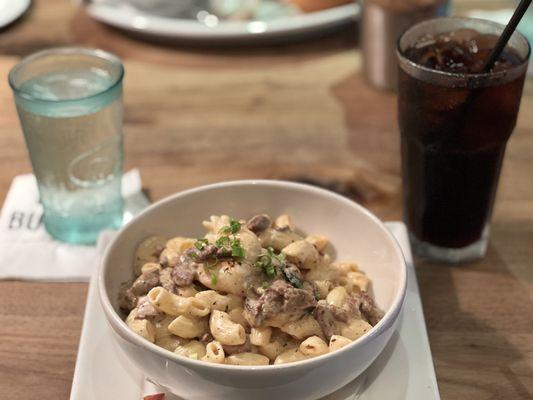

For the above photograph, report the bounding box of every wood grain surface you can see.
[0,1,532,399]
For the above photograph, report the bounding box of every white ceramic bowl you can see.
[99,180,407,400]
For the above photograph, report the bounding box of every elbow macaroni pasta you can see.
[133,236,166,275]
[250,326,272,346]
[127,316,156,343]
[280,315,324,340]
[122,213,383,365]
[141,262,161,274]
[209,310,246,346]
[299,336,329,357]
[314,280,333,300]
[195,290,231,311]
[225,352,270,366]
[228,307,249,331]
[153,316,174,339]
[148,287,210,318]
[257,333,296,361]
[168,315,208,339]
[274,348,308,365]
[156,335,183,352]
[202,341,225,364]
[329,335,352,352]
[305,234,328,252]
[282,240,321,270]
[274,214,295,230]
[326,286,347,308]
[175,340,207,359]
[341,320,373,341]
[176,286,198,298]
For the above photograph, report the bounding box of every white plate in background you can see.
[75,0,359,42]
[0,0,31,29]
[70,222,440,400]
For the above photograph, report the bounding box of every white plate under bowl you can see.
[76,0,359,42]
[70,222,440,400]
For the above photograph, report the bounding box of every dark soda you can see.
[398,29,527,249]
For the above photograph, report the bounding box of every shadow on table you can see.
[416,242,533,399]
[490,219,533,284]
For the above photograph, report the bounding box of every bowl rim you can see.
[99,179,407,371]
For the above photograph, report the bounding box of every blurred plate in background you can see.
[0,0,31,29]
[76,0,359,42]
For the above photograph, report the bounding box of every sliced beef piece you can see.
[244,299,267,327]
[281,262,304,288]
[216,247,233,258]
[246,214,272,233]
[344,294,363,320]
[328,305,350,322]
[222,336,253,355]
[185,246,217,262]
[327,294,362,322]
[186,244,234,261]
[170,255,197,287]
[314,291,382,339]
[314,293,364,339]
[159,267,177,293]
[130,268,160,296]
[314,300,341,340]
[360,291,384,326]
[136,296,161,319]
[244,280,316,327]
[118,285,138,312]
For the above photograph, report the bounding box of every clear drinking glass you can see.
[9,48,125,245]
[396,17,530,262]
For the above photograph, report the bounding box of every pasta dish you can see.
[120,214,383,365]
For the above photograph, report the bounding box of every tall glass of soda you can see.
[397,17,530,262]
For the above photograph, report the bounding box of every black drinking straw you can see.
[456,0,531,128]
[481,0,532,73]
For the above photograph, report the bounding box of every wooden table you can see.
[1,1,532,399]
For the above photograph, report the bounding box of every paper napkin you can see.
[0,169,150,282]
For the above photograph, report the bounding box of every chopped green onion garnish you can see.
[194,238,208,250]
[215,236,231,247]
[219,219,241,235]
[265,264,276,278]
[231,239,245,258]
[254,248,281,278]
